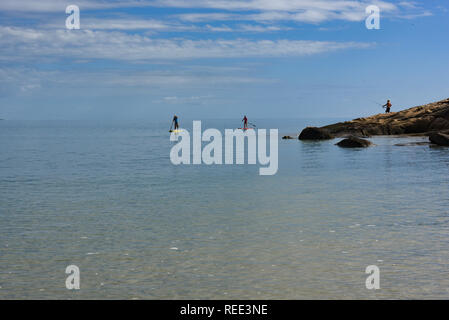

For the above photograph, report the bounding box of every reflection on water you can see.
[1,120,449,299]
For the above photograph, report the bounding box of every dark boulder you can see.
[429,132,449,146]
[282,135,295,140]
[336,136,372,148]
[299,127,333,140]
[429,117,449,131]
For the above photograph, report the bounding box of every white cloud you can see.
[0,0,432,43]
[398,1,419,9]
[166,0,399,22]
[156,0,395,12]
[0,0,428,25]
[172,0,406,24]
[204,24,287,33]
[238,24,285,32]
[0,26,374,61]
[178,13,238,23]
[205,24,234,32]
[78,18,195,31]
[156,95,214,104]
[0,66,276,99]
[0,0,150,12]
[41,16,285,33]
[395,11,433,20]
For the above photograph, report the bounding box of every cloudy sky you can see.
[0,0,448,120]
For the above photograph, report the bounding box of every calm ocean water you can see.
[1,119,449,299]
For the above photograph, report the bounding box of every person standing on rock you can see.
[383,100,392,113]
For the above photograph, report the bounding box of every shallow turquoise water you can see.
[1,119,449,299]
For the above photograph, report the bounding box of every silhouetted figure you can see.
[242,115,248,129]
[383,100,392,113]
[172,115,179,130]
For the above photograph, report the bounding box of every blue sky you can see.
[0,0,448,120]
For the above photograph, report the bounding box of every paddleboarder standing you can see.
[242,115,248,129]
[172,115,179,130]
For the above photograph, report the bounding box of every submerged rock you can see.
[298,127,333,140]
[336,136,372,148]
[282,135,295,140]
[429,132,449,146]
[394,141,429,146]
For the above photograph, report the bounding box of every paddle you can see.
[371,100,385,108]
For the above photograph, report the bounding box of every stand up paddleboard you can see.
[169,129,183,133]
[238,127,254,130]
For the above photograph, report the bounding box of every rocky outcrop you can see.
[320,98,449,137]
[429,132,449,146]
[298,127,333,140]
[336,136,372,148]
